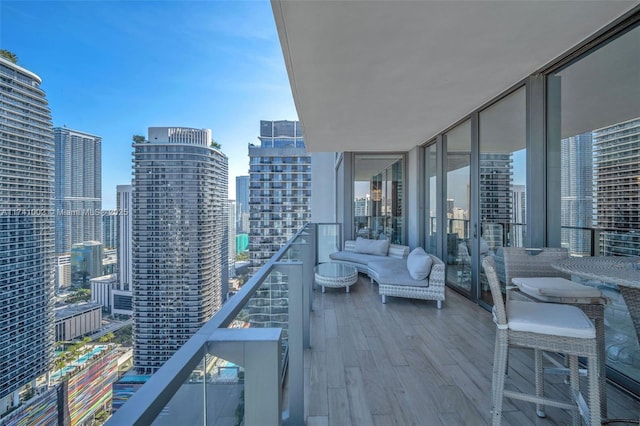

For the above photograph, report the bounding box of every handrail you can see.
[106,223,320,425]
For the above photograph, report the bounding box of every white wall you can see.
[310,152,336,223]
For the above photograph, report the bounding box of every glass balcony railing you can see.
[107,223,341,426]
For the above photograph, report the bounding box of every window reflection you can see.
[353,154,404,244]
[550,24,640,390]
[445,120,471,293]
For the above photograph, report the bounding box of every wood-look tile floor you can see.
[303,275,640,425]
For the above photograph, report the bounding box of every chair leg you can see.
[569,355,580,426]
[437,300,442,309]
[534,349,545,418]
[588,353,601,426]
[492,332,508,426]
[381,294,386,304]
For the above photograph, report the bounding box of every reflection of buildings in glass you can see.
[450,207,468,237]
[560,132,593,256]
[71,241,103,288]
[594,117,640,256]
[479,153,513,249]
[354,195,371,217]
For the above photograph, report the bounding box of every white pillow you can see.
[354,237,390,256]
[406,247,432,280]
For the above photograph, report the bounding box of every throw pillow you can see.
[406,247,433,280]
[354,237,390,256]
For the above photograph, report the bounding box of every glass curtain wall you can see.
[548,24,640,391]
[353,154,404,244]
[478,87,527,304]
[425,144,438,255]
[445,121,472,294]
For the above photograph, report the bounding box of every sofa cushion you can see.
[406,247,432,280]
[368,258,429,287]
[330,250,390,266]
[354,237,390,256]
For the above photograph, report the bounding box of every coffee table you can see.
[314,262,358,293]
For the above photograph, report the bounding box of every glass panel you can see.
[353,154,404,244]
[317,223,340,263]
[229,271,289,370]
[425,143,438,255]
[445,120,471,293]
[478,87,527,304]
[151,352,207,425]
[549,24,640,390]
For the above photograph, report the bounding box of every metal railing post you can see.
[275,261,304,426]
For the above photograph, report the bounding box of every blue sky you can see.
[1,0,297,208]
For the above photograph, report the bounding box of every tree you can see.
[0,50,18,64]
[132,134,145,143]
[210,139,221,149]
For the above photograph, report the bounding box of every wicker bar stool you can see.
[498,247,608,418]
[483,257,601,426]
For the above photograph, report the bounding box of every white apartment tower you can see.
[117,185,133,291]
[132,127,228,374]
[54,127,102,254]
[0,56,55,410]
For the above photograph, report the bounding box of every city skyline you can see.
[1,1,298,208]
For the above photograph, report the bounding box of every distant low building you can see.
[54,303,102,341]
[90,274,133,316]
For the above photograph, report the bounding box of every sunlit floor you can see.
[304,275,640,425]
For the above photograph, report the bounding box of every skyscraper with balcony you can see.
[479,153,513,250]
[54,127,102,254]
[0,56,55,411]
[593,117,640,256]
[132,127,228,374]
[248,120,311,271]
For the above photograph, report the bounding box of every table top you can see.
[315,262,357,278]
[552,256,640,289]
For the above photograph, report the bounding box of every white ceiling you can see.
[272,0,639,153]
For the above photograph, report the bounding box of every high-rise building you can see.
[479,153,513,250]
[0,56,55,411]
[248,120,311,272]
[132,127,228,374]
[511,185,526,247]
[236,175,250,233]
[117,185,132,292]
[247,120,310,342]
[594,117,640,256]
[228,199,237,266]
[561,132,593,256]
[54,127,102,254]
[102,211,118,249]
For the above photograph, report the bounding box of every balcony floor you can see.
[304,274,640,425]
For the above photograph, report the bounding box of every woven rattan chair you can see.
[497,246,608,418]
[482,257,601,426]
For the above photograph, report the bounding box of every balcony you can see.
[108,224,639,425]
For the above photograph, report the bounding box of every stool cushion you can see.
[507,300,595,339]
[512,277,602,299]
